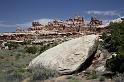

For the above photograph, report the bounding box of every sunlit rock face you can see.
[28,35,99,74]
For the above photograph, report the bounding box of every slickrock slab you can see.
[28,35,99,74]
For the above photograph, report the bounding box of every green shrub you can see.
[90,71,98,79]
[86,71,98,80]
[67,76,79,82]
[39,42,58,54]
[5,42,18,50]
[102,21,124,73]
[3,68,28,82]
[102,22,124,52]
[15,54,21,60]
[39,45,48,53]
[26,46,37,54]
[21,40,31,45]
[113,73,124,82]
[30,68,59,81]
[106,54,124,73]
[99,76,105,81]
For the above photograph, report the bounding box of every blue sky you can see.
[0,0,124,32]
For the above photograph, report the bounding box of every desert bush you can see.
[21,40,31,45]
[86,71,98,80]
[39,42,58,54]
[1,68,30,82]
[102,21,124,73]
[30,67,59,81]
[106,54,124,73]
[90,71,98,79]
[0,45,40,82]
[102,22,124,52]
[26,46,37,54]
[67,76,79,82]
[99,76,105,81]
[39,45,48,53]
[5,42,18,50]
[113,73,124,82]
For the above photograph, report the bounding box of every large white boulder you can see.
[28,35,99,74]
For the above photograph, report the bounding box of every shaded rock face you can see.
[28,35,99,74]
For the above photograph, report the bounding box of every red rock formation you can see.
[89,16,102,26]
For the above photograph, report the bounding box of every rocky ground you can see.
[0,35,116,82]
[26,35,115,82]
[41,75,113,82]
[38,46,113,82]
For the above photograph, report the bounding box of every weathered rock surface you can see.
[28,35,99,74]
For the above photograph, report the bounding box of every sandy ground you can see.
[40,75,113,82]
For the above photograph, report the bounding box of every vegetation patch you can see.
[86,71,98,80]
[0,39,67,82]
[102,21,124,73]
[67,76,79,82]
[29,67,59,81]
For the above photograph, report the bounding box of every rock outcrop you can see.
[28,35,99,74]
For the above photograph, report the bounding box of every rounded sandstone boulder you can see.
[28,35,99,74]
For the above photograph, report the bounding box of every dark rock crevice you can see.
[76,48,97,73]
[62,48,97,75]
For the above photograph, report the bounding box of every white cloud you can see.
[16,18,53,27]
[86,10,120,17]
[16,22,31,27]
[0,18,53,29]
[102,19,110,24]
[36,18,53,25]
